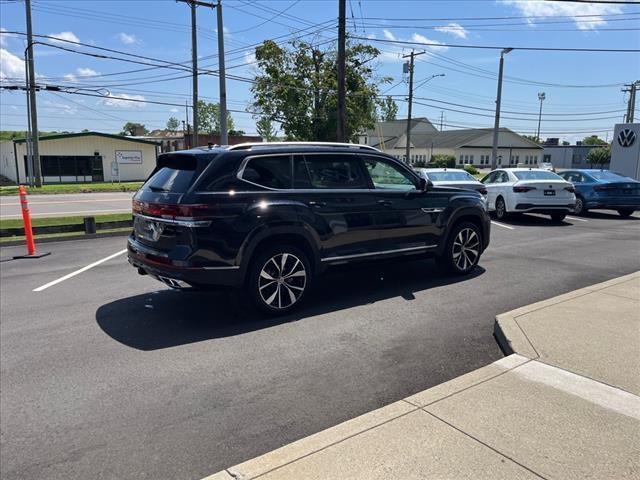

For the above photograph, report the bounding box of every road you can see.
[0,192,134,219]
[1,211,639,480]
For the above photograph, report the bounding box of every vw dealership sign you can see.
[617,129,636,148]
[610,124,640,180]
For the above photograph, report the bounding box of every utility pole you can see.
[404,50,415,164]
[622,81,639,123]
[336,0,346,142]
[536,92,546,142]
[25,0,41,187]
[491,48,513,170]
[439,111,444,131]
[216,0,228,145]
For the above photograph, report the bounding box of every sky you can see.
[1,0,639,143]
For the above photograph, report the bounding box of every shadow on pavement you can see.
[496,213,572,227]
[583,210,639,221]
[96,259,485,351]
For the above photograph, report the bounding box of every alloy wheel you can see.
[452,228,480,271]
[496,198,506,219]
[258,253,307,310]
[574,197,584,215]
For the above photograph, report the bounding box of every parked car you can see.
[128,142,491,314]
[557,169,640,217]
[480,168,576,222]
[539,162,555,172]
[414,168,487,196]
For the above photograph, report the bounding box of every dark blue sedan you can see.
[558,169,640,217]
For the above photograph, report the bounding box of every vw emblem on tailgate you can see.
[617,129,636,148]
[149,222,164,241]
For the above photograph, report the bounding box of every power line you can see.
[353,35,640,52]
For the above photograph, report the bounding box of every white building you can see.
[359,119,543,167]
[0,132,160,184]
[542,144,604,170]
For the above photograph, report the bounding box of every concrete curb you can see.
[0,229,130,247]
[202,354,530,480]
[493,271,640,358]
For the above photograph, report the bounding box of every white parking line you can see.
[33,249,127,292]
[566,216,588,222]
[491,221,515,230]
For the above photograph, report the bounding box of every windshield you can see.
[427,171,476,182]
[144,154,199,193]
[514,170,562,181]
[588,170,629,181]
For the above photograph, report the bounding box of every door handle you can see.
[377,200,393,207]
[308,201,326,207]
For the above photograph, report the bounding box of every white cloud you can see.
[383,29,396,41]
[117,32,138,45]
[0,28,14,47]
[77,67,98,77]
[434,22,468,39]
[411,33,447,51]
[101,92,147,109]
[0,48,25,80]
[43,99,78,115]
[500,0,622,30]
[49,31,80,44]
[244,51,256,65]
[62,67,100,83]
[170,108,179,113]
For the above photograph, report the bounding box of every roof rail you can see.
[227,141,380,152]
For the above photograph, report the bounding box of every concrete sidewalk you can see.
[205,272,640,480]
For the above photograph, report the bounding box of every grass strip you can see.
[0,213,132,230]
[0,227,131,244]
[0,182,143,196]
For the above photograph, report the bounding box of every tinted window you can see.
[145,154,198,193]
[514,171,563,181]
[363,156,416,191]
[589,170,629,181]
[295,154,367,189]
[427,171,476,182]
[481,172,496,184]
[241,155,291,189]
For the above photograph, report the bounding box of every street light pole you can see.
[536,92,546,143]
[491,48,512,171]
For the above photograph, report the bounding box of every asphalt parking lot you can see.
[1,211,639,480]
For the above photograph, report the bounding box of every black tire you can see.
[550,212,566,222]
[494,196,509,221]
[573,195,587,216]
[617,208,634,218]
[247,244,311,315]
[438,221,482,275]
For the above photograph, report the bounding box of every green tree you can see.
[197,101,236,135]
[582,135,608,146]
[430,154,456,168]
[251,39,389,142]
[523,135,542,145]
[587,146,611,168]
[378,96,398,121]
[256,117,278,141]
[166,116,180,132]
[562,141,570,146]
[120,122,148,136]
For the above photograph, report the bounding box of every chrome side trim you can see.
[321,245,437,263]
[421,207,445,213]
[134,213,212,228]
[202,265,240,270]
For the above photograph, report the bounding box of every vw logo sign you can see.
[617,129,636,148]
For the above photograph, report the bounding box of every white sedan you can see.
[481,168,576,222]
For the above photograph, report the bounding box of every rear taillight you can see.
[594,185,615,192]
[564,186,575,193]
[478,187,488,195]
[513,186,537,193]
[133,200,215,219]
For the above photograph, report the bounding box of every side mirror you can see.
[419,178,432,191]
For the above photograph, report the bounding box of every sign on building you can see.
[115,150,143,164]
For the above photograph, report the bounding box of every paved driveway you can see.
[1,211,639,480]
[0,192,134,219]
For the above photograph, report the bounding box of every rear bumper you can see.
[514,203,575,214]
[127,236,242,287]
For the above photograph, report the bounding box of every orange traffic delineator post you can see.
[13,185,50,259]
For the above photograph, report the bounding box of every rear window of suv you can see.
[144,154,200,193]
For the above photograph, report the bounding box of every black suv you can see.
[128,142,490,314]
